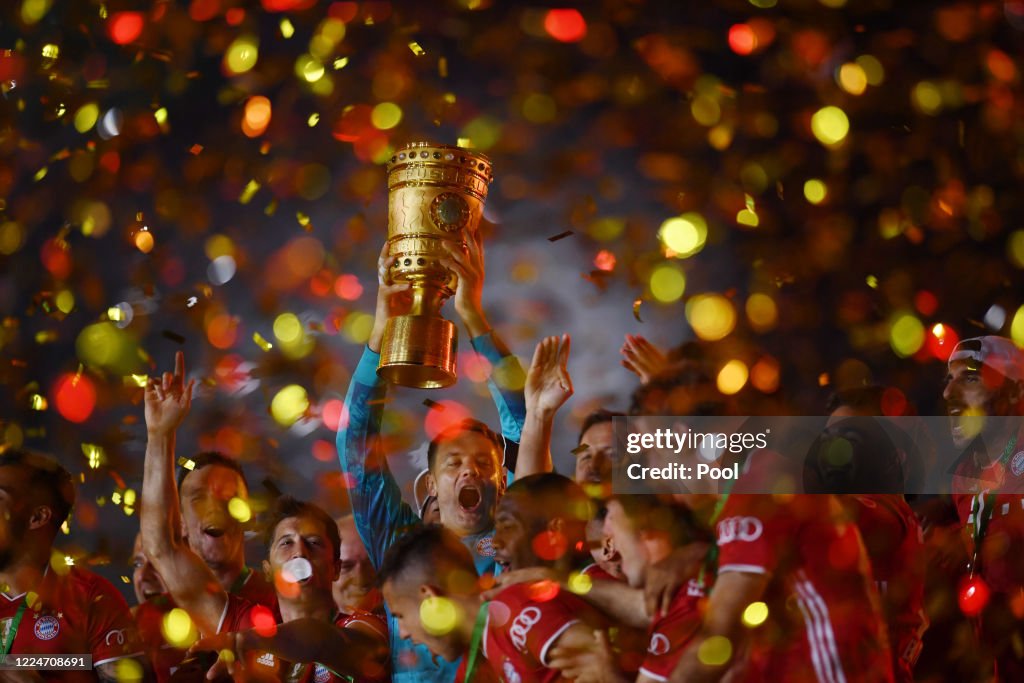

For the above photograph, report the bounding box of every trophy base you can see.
[378,315,458,389]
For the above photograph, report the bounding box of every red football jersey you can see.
[0,566,144,681]
[638,578,706,682]
[845,495,927,683]
[232,567,278,612]
[716,494,894,683]
[483,583,606,683]
[135,592,257,681]
[455,651,500,682]
[248,610,389,683]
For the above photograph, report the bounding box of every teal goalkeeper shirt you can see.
[336,333,526,682]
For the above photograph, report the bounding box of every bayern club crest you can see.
[313,664,331,683]
[34,615,60,640]
[476,535,496,558]
[1011,451,1024,477]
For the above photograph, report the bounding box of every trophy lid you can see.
[386,141,493,186]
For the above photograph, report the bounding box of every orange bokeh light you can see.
[53,373,96,423]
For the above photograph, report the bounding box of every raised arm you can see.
[441,228,527,460]
[336,244,420,569]
[190,617,389,681]
[141,351,226,635]
[518,334,573,478]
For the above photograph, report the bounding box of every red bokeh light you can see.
[526,580,560,602]
[544,9,587,43]
[532,530,568,562]
[53,373,96,424]
[261,0,316,11]
[423,400,472,440]
[251,605,278,636]
[41,239,72,280]
[108,12,144,45]
[225,8,245,25]
[312,439,335,462]
[880,388,908,417]
[926,323,959,362]
[914,290,939,316]
[322,399,348,432]
[959,575,990,617]
[334,274,364,301]
[594,249,616,271]
[728,24,757,55]
[188,0,220,22]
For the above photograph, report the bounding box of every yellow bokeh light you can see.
[708,124,734,150]
[804,179,827,205]
[460,116,502,151]
[205,234,235,260]
[697,635,733,666]
[837,63,867,95]
[745,293,778,331]
[371,102,403,130]
[0,221,25,255]
[1007,231,1024,269]
[115,657,143,683]
[273,313,302,344]
[228,497,251,523]
[650,265,686,303]
[691,95,721,127]
[74,103,99,133]
[420,596,458,636]
[295,54,326,83]
[1011,305,1024,348]
[567,572,593,595]
[687,295,736,341]
[736,208,759,228]
[717,360,749,395]
[224,35,259,75]
[890,312,925,357]
[912,81,942,115]
[21,0,53,24]
[589,217,625,241]
[811,106,850,146]
[522,93,557,124]
[55,290,74,314]
[659,213,707,257]
[856,54,885,85]
[742,601,769,627]
[271,385,309,427]
[162,608,198,648]
[342,312,375,344]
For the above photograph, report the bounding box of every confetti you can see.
[423,398,444,411]
[632,298,644,323]
[239,179,261,204]
[571,443,588,455]
[253,332,273,351]
[408,41,425,56]
[161,330,185,344]
[547,230,574,242]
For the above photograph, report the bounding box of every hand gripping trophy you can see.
[377,142,493,388]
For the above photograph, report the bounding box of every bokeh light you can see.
[659,213,708,257]
[810,106,850,146]
[742,601,769,627]
[717,360,749,395]
[52,373,96,423]
[420,596,458,636]
[161,608,198,648]
[687,295,736,341]
[650,265,686,303]
[271,384,309,426]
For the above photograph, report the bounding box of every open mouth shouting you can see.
[457,483,483,513]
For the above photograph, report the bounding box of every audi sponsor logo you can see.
[648,632,671,656]
[716,516,764,544]
[509,607,542,651]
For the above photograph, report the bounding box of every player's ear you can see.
[28,505,53,531]
[426,473,438,498]
[547,516,565,534]
[419,583,443,600]
[262,559,273,583]
[498,467,508,496]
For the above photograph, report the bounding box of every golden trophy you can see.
[378,142,493,388]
